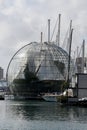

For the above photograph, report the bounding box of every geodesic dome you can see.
[7,42,73,85]
[6,42,74,96]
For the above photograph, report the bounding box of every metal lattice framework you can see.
[6,42,74,87]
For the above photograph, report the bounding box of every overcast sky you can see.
[0,0,87,76]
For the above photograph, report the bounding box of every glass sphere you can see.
[7,42,73,96]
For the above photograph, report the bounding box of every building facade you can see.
[0,67,3,80]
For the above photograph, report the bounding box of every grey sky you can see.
[0,0,87,76]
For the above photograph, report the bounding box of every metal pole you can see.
[82,39,85,73]
[67,28,73,104]
[48,19,50,43]
[41,32,43,43]
[67,29,73,87]
[77,46,79,58]
[57,14,61,46]
[67,20,72,82]
[67,20,72,54]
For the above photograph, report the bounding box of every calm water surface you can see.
[0,100,87,130]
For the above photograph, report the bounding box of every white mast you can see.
[41,32,43,43]
[48,19,50,43]
[77,46,79,58]
[67,20,73,83]
[82,39,85,73]
[67,20,72,54]
[69,20,72,35]
[56,14,61,46]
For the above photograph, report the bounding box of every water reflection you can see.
[3,100,87,123]
[1,101,87,130]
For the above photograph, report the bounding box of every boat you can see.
[42,93,60,102]
[4,94,14,100]
[0,95,4,100]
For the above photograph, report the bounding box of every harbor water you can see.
[0,100,87,130]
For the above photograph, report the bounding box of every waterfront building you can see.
[76,57,87,73]
[0,67,3,80]
[0,79,7,91]
[67,73,87,105]
[76,73,87,99]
